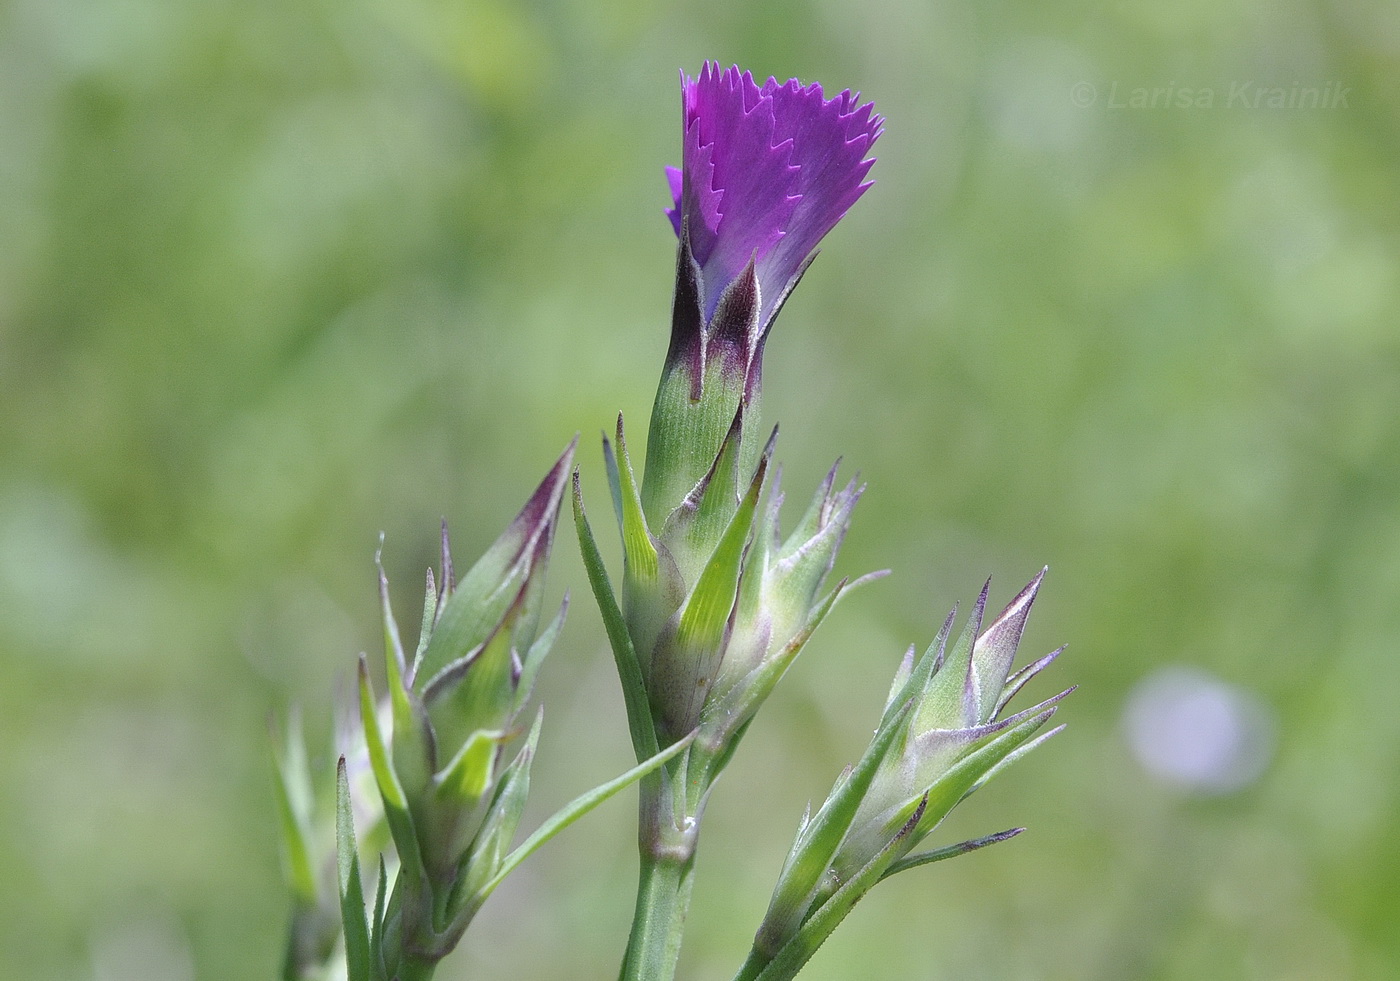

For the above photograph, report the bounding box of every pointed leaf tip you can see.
[879,826,1027,881]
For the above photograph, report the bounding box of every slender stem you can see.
[619,851,696,981]
[619,755,706,981]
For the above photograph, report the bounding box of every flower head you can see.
[645,64,881,531]
[666,63,883,334]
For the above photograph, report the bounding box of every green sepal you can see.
[879,609,955,731]
[481,709,544,869]
[641,349,749,532]
[376,548,409,688]
[701,573,851,753]
[883,645,916,714]
[606,422,686,693]
[779,463,839,556]
[336,757,374,981]
[423,599,520,754]
[413,567,437,680]
[960,721,1067,803]
[418,542,526,690]
[359,660,407,813]
[603,432,626,531]
[969,570,1046,723]
[730,471,779,631]
[995,646,1065,718]
[675,451,763,651]
[838,696,1067,882]
[369,857,389,977]
[661,407,750,581]
[769,477,861,609]
[573,470,658,761]
[755,698,914,958]
[909,702,1062,843]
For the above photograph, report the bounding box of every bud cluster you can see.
[346,444,575,976]
[324,444,687,981]
[739,574,1071,980]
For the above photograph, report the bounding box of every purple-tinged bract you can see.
[666,62,882,344]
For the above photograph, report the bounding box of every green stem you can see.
[619,757,707,981]
[620,851,696,981]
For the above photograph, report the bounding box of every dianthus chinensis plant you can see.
[272,63,1073,981]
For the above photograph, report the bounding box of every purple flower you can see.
[640,64,880,539]
[664,63,882,374]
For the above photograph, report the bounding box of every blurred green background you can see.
[3,0,1398,977]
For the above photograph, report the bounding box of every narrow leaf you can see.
[476,732,695,900]
[336,757,372,981]
[960,723,1067,801]
[413,567,437,682]
[912,701,1066,843]
[450,710,545,925]
[516,593,568,710]
[573,471,658,761]
[917,581,989,731]
[879,827,1025,881]
[881,608,955,732]
[359,661,405,812]
[702,570,852,748]
[996,646,1067,718]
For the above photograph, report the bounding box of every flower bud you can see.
[356,441,574,959]
[589,65,883,766]
[642,64,881,530]
[750,573,1072,968]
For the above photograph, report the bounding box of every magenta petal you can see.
[666,63,881,328]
